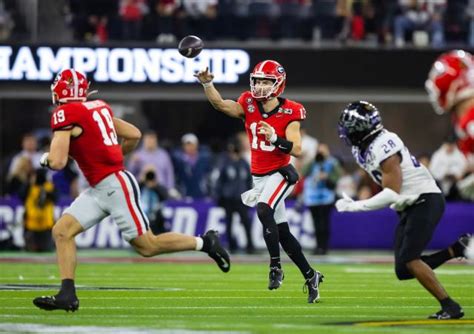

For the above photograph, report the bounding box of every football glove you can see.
[39,152,50,168]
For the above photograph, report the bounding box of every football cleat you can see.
[428,306,464,320]
[303,271,324,303]
[451,233,472,258]
[203,230,231,273]
[33,295,79,312]
[268,267,284,290]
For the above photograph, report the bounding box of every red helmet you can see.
[250,60,286,100]
[51,68,90,104]
[425,50,474,114]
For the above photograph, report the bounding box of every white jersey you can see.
[352,130,441,196]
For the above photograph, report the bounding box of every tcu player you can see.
[33,69,230,312]
[195,60,324,303]
[336,101,469,319]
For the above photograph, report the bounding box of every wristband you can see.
[202,81,214,88]
[273,136,293,154]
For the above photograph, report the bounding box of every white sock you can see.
[195,237,203,251]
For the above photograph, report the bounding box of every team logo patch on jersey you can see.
[246,97,253,104]
[248,105,255,113]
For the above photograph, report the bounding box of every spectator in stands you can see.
[215,138,254,254]
[154,0,180,43]
[173,133,212,199]
[139,165,173,234]
[8,133,43,177]
[393,0,445,47]
[248,0,280,39]
[128,130,175,191]
[302,143,341,255]
[5,156,32,198]
[21,169,57,252]
[444,0,469,45]
[179,0,218,40]
[236,131,251,166]
[312,0,338,41]
[119,0,149,40]
[67,0,118,42]
[0,0,14,41]
[277,0,308,40]
[297,126,318,174]
[335,159,358,200]
[430,138,468,200]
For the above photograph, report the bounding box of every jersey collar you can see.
[257,98,286,119]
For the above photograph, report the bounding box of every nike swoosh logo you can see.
[216,253,229,269]
[107,191,115,196]
[415,199,426,205]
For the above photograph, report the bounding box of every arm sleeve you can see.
[356,188,400,211]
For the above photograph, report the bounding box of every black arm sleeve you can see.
[273,136,293,154]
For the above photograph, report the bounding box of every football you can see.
[178,35,204,58]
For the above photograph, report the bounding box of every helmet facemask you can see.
[250,75,284,100]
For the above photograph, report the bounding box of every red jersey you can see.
[238,91,306,175]
[50,100,124,186]
[454,106,474,160]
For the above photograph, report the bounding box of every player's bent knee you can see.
[395,263,413,280]
[256,203,273,224]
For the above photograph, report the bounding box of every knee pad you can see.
[256,203,274,226]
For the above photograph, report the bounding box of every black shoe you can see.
[33,295,79,312]
[428,305,464,320]
[304,271,324,303]
[450,233,472,258]
[203,230,231,273]
[268,267,284,290]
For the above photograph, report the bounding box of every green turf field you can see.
[0,253,473,334]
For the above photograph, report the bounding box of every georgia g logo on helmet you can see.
[51,69,92,105]
[250,60,287,101]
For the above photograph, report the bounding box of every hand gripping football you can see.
[178,35,204,58]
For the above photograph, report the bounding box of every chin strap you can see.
[87,90,99,97]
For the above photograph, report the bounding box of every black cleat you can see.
[33,295,79,312]
[451,233,472,258]
[428,305,464,320]
[203,230,231,272]
[304,271,324,303]
[268,267,284,290]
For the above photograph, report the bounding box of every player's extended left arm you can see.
[40,130,71,170]
[336,154,416,212]
[113,118,142,155]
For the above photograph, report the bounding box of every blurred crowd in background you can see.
[1,126,472,252]
[1,0,474,47]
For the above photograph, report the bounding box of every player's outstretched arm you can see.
[113,118,142,155]
[42,130,72,170]
[194,67,244,119]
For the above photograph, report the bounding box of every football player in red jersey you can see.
[33,69,230,312]
[195,60,324,303]
[426,50,474,201]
